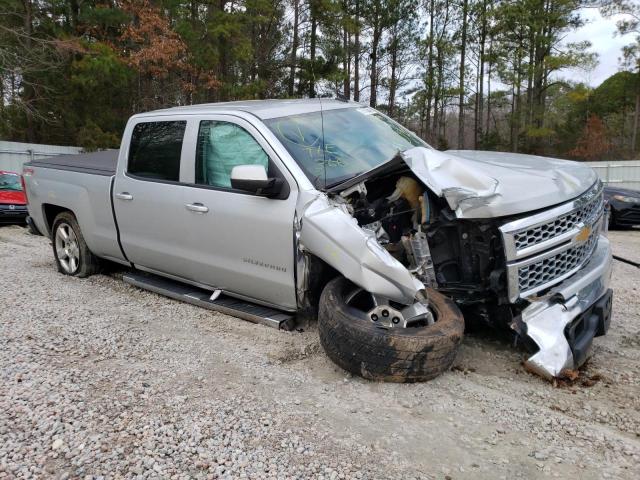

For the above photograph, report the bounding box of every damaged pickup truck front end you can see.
[297,145,612,379]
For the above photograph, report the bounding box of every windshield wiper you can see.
[324,175,357,189]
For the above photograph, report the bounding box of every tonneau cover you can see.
[25,149,118,176]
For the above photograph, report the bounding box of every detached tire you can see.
[318,277,464,382]
[52,211,100,278]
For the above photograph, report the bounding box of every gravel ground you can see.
[1,225,639,480]
[609,227,640,264]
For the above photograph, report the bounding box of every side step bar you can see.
[122,271,297,331]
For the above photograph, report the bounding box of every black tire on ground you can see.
[26,216,40,235]
[318,277,464,383]
[51,211,100,278]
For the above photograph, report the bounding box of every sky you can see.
[564,7,635,86]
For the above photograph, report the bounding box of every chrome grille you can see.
[513,188,603,251]
[500,181,605,302]
[517,226,599,292]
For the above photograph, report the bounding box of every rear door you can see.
[179,115,299,310]
[113,118,194,279]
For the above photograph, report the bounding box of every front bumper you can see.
[513,235,613,379]
[0,204,28,223]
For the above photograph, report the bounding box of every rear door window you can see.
[128,121,187,181]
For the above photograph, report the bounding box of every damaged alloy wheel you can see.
[318,276,464,382]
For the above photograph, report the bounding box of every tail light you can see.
[22,167,33,204]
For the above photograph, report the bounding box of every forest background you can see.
[1,0,639,160]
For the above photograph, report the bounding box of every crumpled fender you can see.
[299,194,423,305]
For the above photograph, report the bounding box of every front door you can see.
[180,116,299,310]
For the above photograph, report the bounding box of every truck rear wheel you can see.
[52,211,100,278]
[318,277,464,382]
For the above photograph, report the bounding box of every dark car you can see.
[0,170,28,224]
[604,185,640,228]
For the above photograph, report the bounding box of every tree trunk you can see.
[510,82,516,152]
[309,9,317,98]
[369,7,381,108]
[426,0,435,135]
[22,0,35,142]
[69,0,80,32]
[532,2,550,132]
[512,52,523,153]
[288,0,299,97]
[419,96,426,137]
[342,0,351,99]
[434,46,444,140]
[457,0,468,149]
[388,29,398,116]
[526,26,535,132]
[475,0,487,148]
[354,0,360,101]
[433,53,440,137]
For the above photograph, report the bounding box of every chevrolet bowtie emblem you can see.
[575,225,591,243]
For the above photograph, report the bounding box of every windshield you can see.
[265,107,427,188]
[0,173,22,191]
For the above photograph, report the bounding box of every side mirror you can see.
[230,165,283,198]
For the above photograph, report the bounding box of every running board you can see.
[122,271,297,330]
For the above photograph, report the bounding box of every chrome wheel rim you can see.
[344,286,435,329]
[55,223,80,274]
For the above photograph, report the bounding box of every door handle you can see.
[115,192,133,201]
[185,203,209,213]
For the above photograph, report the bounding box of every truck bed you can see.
[25,150,118,176]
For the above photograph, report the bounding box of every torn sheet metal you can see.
[402,148,598,219]
[519,300,576,379]
[515,236,612,379]
[299,194,423,305]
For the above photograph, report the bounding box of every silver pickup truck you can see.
[23,99,613,382]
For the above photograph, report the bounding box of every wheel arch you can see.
[42,204,74,236]
[296,252,339,315]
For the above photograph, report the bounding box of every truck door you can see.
[113,118,194,280]
[179,116,299,310]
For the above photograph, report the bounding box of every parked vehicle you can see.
[0,170,28,224]
[604,185,640,228]
[22,99,613,382]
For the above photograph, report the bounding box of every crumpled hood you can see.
[402,148,598,218]
[0,190,26,205]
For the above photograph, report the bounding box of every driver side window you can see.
[195,120,269,189]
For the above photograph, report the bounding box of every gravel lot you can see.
[1,224,639,479]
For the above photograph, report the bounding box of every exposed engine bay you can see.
[298,146,611,380]
[331,167,510,318]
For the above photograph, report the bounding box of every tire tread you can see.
[318,277,464,382]
[52,211,100,278]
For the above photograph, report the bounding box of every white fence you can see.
[0,141,82,173]
[585,160,640,191]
